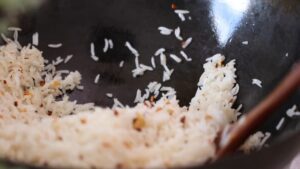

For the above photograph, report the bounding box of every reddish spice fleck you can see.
[3,80,7,84]
[180,116,186,124]
[132,114,146,132]
[24,90,31,96]
[80,118,87,124]
[19,108,27,113]
[57,136,63,141]
[39,80,45,86]
[114,110,119,116]
[150,96,155,103]
[11,115,16,119]
[14,101,18,107]
[102,142,111,148]
[171,3,177,9]
[40,104,43,108]
[156,107,162,112]
[78,154,84,160]
[116,163,123,169]
[205,114,213,121]
[145,142,150,147]
[47,111,53,116]
[123,141,132,149]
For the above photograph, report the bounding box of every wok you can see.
[0,0,300,169]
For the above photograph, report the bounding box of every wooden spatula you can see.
[215,63,300,159]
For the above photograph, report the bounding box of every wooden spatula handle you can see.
[216,63,300,158]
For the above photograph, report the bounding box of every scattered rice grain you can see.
[119,61,124,68]
[276,117,285,130]
[174,27,183,41]
[64,55,73,64]
[158,27,173,35]
[182,37,192,49]
[169,54,182,63]
[32,32,39,46]
[48,43,62,48]
[94,74,100,84]
[125,41,139,57]
[180,51,192,61]
[252,79,262,88]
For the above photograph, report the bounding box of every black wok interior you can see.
[0,0,300,169]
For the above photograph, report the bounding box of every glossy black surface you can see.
[1,0,300,169]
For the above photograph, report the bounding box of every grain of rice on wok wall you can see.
[0,41,262,169]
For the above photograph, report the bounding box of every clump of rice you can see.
[0,41,264,169]
[0,42,93,119]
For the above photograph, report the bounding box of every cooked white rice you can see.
[180,50,192,61]
[103,38,109,53]
[106,93,113,98]
[108,39,113,49]
[119,60,125,68]
[64,54,73,64]
[90,43,99,61]
[0,42,262,169]
[76,85,84,90]
[169,54,182,63]
[94,74,100,84]
[7,27,22,31]
[151,56,156,68]
[242,41,248,45]
[48,43,62,48]
[276,117,285,130]
[174,27,183,41]
[174,9,190,22]
[154,48,165,56]
[125,41,139,57]
[182,37,192,49]
[158,27,173,35]
[286,105,300,117]
[252,78,262,88]
[285,52,289,57]
[32,32,39,46]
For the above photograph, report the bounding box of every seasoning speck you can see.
[171,3,177,9]
[132,114,146,131]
